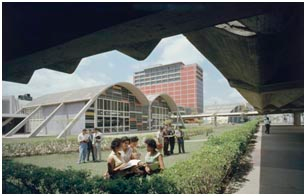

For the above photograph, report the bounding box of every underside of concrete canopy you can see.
[3,3,303,114]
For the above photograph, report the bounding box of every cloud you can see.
[126,75,134,83]
[3,68,112,98]
[151,35,206,65]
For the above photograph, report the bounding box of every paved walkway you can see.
[236,125,304,194]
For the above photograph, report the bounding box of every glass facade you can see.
[151,96,171,130]
[85,85,148,133]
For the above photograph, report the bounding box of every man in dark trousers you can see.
[175,127,185,153]
[264,116,271,134]
[168,125,175,154]
[87,129,95,161]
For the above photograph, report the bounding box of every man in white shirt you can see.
[93,128,103,162]
[77,129,89,164]
[175,127,185,153]
[264,116,271,134]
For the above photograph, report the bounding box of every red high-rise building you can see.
[134,62,203,114]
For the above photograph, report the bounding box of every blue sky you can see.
[2,34,246,107]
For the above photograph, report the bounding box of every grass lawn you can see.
[10,124,240,177]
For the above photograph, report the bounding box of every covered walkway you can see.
[259,125,304,194]
[235,125,304,194]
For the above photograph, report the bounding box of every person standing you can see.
[264,116,271,134]
[162,126,170,156]
[77,129,89,164]
[87,129,95,162]
[156,127,164,154]
[168,125,175,154]
[175,127,185,153]
[93,128,102,162]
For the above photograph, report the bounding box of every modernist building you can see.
[2,95,32,135]
[134,62,204,114]
[202,103,255,124]
[3,82,179,138]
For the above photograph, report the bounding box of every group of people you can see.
[156,125,185,156]
[77,128,103,164]
[105,136,165,179]
[77,125,185,179]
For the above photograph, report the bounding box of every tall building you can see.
[134,62,203,114]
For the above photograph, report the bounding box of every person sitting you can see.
[106,138,127,179]
[144,138,165,175]
[129,136,141,159]
[120,136,133,162]
[106,138,143,179]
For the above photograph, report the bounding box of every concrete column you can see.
[28,103,64,137]
[214,115,217,127]
[5,106,41,137]
[293,112,301,126]
[57,99,95,139]
[2,108,24,127]
[148,103,152,131]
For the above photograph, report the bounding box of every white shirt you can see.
[264,119,271,125]
[120,147,133,163]
[93,132,102,144]
[175,129,181,137]
[156,131,163,139]
[78,133,89,143]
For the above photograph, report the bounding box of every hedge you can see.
[2,160,178,194]
[2,122,256,193]
[2,126,213,157]
[160,120,258,193]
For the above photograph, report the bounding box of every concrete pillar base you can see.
[293,112,301,126]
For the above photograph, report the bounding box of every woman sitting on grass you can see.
[144,138,165,175]
[106,138,143,179]
[106,138,127,179]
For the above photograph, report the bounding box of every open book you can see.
[121,159,141,170]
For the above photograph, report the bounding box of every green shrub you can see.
[2,160,178,194]
[183,126,213,139]
[3,127,211,158]
[2,121,257,194]
[160,120,258,193]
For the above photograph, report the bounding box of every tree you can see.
[164,119,173,126]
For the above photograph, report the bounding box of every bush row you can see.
[2,160,178,194]
[2,122,256,194]
[160,120,258,193]
[2,126,213,157]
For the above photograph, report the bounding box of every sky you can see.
[2,34,246,107]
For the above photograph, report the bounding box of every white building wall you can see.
[38,102,86,136]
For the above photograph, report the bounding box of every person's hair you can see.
[130,136,139,143]
[111,138,122,151]
[160,127,164,131]
[121,136,130,143]
[82,129,87,132]
[145,138,157,150]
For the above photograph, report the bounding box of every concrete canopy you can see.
[147,93,177,112]
[3,3,303,114]
[25,82,149,107]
